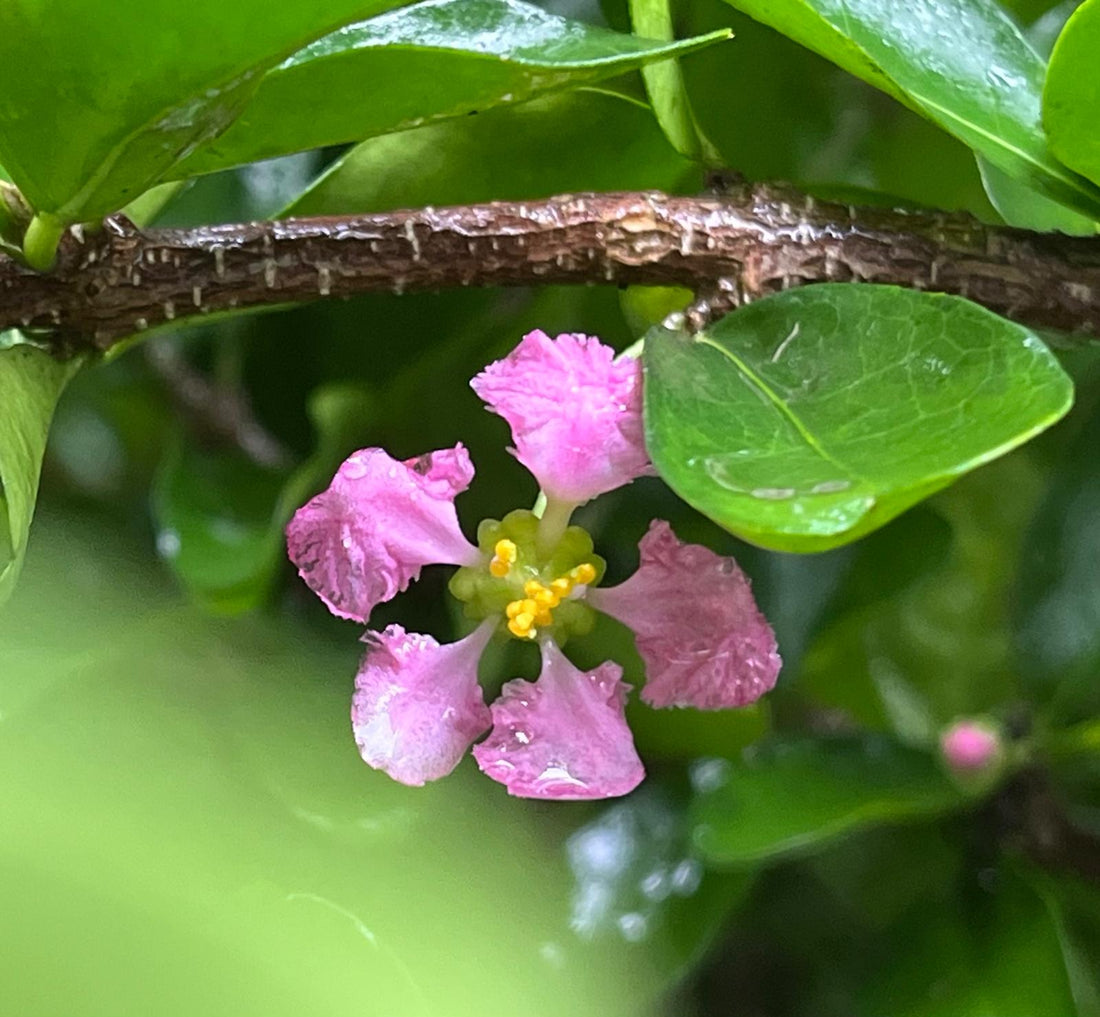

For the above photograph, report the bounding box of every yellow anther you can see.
[549,577,572,597]
[524,579,545,597]
[507,612,537,639]
[570,563,597,586]
[533,589,560,610]
[505,600,524,619]
[489,538,518,577]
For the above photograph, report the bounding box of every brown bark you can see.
[5,183,1100,355]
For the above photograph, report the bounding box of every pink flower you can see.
[287,330,780,800]
[471,330,652,506]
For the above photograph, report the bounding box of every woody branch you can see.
[3,182,1100,355]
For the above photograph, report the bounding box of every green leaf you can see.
[0,341,81,608]
[0,0,404,222]
[978,155,1100,234]
[1042,875,1100,1017]
[1014,396,1100,720]
[690,735,962,866]
[0,506,742,1015]
[800,453,1046,737]
[719,0,1100,218]
[858,866,1080,1016]
[152,383,372,613]
[1044,0,1100,189]
[643,285,1073,552]
[173,0,728,180]
[288,86,698,215]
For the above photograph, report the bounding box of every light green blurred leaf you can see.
[720,0,1100,218]
[0,341,81,608]
[174,0,727,179]
[0,0,405,221]
[1044,0,1100,188]
[0,506,742,1016]
[289,86,698,214]
[690,735,962,866]
[643,285,1073,552]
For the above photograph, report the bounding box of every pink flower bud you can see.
[940,720,1001,773]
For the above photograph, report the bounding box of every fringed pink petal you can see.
[473,640,644,800]
[287,445,480,622]
[352,623,494,786]
[470,331,651,504]
[589,520,780,710]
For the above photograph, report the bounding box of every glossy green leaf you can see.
[1044,0,1100,188]
[720,0,1100,218]
[174,0,728,179]
[0,0,404,222]
[152,383,372,613]
[643,285,1073,552]
[0,341,81,608]
[0,506,743,1015]
[690,735,962,866]
[289,87,698,215]
[678,2,994,217]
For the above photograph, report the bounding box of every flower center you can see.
[448,509,603,643]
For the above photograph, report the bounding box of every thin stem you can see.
[535,496,576,556]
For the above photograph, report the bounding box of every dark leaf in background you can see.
[689,735,961,867]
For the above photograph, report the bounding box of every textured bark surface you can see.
[4,183,1100,354]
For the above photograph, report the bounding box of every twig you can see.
[3,183,1099,355]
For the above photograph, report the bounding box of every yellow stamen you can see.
[489,538,518,577]
[507,611,537,639]
[570,563,597,586]
[501,562,597,639]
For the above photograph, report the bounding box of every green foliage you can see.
[1044,0,1100,188]
[644,285,1072,552]
[288,86,698,213]
[151,383,373,613]
[0,0,403,221]
[0,340,81,607]
[718,0,1100,218]
[690,735,962,866]
[172,0,728,180]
